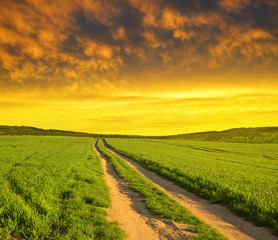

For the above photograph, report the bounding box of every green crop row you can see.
[105,138,278,234]
[0,136,125,240]
[97,139,227,240]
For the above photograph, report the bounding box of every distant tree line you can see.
[1,125,278,143]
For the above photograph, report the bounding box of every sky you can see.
[0,0,278,135]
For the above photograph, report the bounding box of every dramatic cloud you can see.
[0,0,277,91]
[0,0,277,134]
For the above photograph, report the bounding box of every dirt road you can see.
[94,141,198,240]
[102,140,277,240]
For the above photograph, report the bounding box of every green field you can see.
[97,140,227,240]
[105,138,278,233]
[0,136,125,240]
[1,135,277,239]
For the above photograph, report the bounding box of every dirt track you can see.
[94,141,198,240]
[102,140,277,240]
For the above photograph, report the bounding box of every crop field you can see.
[1,135,277,239]
[97,140,227,240]
[0,136,125,240]
[105,138,278,233]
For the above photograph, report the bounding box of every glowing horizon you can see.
[0,0,278,135]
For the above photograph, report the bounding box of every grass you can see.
[97,140,227,240]
[0,136,125,240]
[105,138,278,234]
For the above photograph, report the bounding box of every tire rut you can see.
[94,141,198,240]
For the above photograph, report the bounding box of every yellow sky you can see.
[1,87,278,135]
[0,0,278,135]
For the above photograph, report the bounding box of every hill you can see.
[0,125,95,137]
[0,125,140,138]
[1,125,278,143]
[163,127,278,143]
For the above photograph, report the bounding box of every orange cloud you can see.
[142,31,166,48]
[0,0,277,95]
[219,0,250,12]
[124,45,147,60]
[125,0,161,27]
[160,7,188,30]
[0,0,125,88]
[112,26,127,40]
[173,29,194,41]
[209,26,277,66]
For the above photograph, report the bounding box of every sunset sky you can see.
[0,0,278,135]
